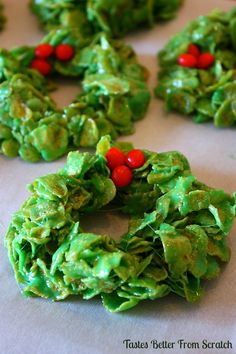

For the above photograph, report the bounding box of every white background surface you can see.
[0,1,236,353]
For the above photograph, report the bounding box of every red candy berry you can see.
[35,43,54,59]
[187,44,201,58]
[106,147,126,171]
[30,59,52,76]
[111,165,133,188]
[178,53,197,68]
[126,149,145,169]
[55,44,74,61]
[197,52,215,69]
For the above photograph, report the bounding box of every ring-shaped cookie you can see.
[6,136,235,312]
[30,0,183,38]
[155,7,236,127]
[0,28,150,162]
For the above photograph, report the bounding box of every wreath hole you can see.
[50,77,82,109]
[80,209,129,242]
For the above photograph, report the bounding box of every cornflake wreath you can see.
[0,28,150,162]
[5,136,236,312]
[155,7,236,127]
[30,0,183,38]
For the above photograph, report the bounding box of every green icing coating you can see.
[155,7,236,127]
[5,136,235,312]
[0,30,150,162]
[30,0,183,37]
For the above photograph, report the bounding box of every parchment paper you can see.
[0,1,235,353]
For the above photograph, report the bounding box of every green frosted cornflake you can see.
[19,144,41,162]
[186,225,208,278]
[83,74,130,96]
[30,124,68,161]
[102,293,139,313]
[26,97,44,111]
[5,137,235,312]
[160,227,192,277]
[79,118,99,147]
[1,138,19,157]
[0,124,12,139]
[128,89,151,120]
[214,99,236,127]
[60,151,97,178]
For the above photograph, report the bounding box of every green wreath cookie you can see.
[0,28,150,162]
[30,0,183,38]
[155,7,236,127]
[5,136,235,312]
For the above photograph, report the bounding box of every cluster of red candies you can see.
[178,44,215,69]
[30,43,75,76]
[105,147,145,188]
